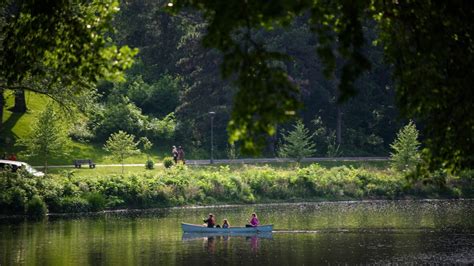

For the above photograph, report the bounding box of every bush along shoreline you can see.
[1,164,473,217]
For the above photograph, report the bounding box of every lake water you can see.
[1,200,473,265]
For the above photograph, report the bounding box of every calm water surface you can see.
[1,200,473,265]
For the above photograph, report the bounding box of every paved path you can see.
[39,157,389,168]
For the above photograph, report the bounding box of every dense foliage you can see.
[1,164,472,215]
[0,0,137,130]
[1,0,472,174]
[374,1,474,172]
[99,0,401,159]
[166,0,473,171]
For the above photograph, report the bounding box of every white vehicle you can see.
[0,160,45,177]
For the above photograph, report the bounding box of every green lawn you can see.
[1,91,170,165]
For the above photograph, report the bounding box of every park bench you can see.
[73,159,96,168]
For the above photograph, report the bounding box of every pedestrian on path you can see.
[172,146,178,164]
[178,146,185,164]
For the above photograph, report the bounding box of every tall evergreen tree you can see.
[278,120,316,162]
[390,121,420,172]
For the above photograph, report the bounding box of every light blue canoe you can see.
[181,223,273,233]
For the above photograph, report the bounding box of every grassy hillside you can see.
[0,91,166,166]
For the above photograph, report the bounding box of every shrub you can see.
[85,193,106,212]
[26,196,48,217]
[59,197,90,213]
[163,157,174,168]
[6,187,28,214]
[105,196,125,209]
[146,159,154,170]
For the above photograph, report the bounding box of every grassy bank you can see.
[1,163,472,216]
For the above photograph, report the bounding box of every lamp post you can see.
[209,111,216,164]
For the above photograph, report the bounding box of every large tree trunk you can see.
[12,90,27,113]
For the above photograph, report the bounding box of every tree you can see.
[167,0,473,172]
[17,104,70,173]
[104,131,140,174]
[278,120,316,162]
[374,1,474,172]
[0,0,137,120]
[390,121,420,172]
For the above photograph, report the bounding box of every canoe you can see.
[181,223,273,233]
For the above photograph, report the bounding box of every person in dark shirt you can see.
[178,146,185,164]
[203,213,216,228]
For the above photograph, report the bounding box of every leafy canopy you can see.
[0,0,137,107]
[168,0,370,154]
[167,0,473,172]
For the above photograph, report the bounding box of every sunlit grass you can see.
[47,166,157,176]
[45,161,390,177]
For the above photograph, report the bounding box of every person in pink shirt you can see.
[246,213,259,227]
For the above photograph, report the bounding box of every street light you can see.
[209,111,216,164]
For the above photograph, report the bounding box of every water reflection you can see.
[182,232,273,241]
[247,235,259,253]
[1,200,473,265]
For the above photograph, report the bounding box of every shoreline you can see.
[2,163,472,218]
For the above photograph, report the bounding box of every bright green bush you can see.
[163,157,174,168]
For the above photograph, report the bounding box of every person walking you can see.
[172,146,178,164]
[178,146,185,164]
